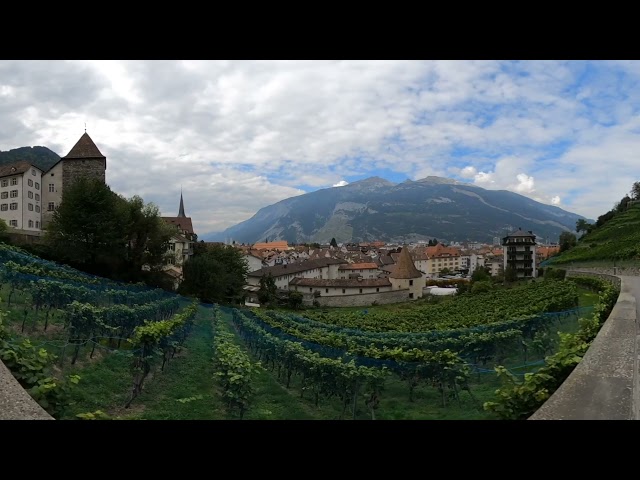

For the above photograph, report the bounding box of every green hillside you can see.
[547,203,640,265]
[0,146,60,172]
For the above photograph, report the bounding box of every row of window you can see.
[0,203,49,212]
[0,190,41,200]
[4,219,40,228]
[0,179,41,190]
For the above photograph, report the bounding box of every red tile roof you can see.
[162,217,194,235]
[290,277,391,288]
[0,161,38,179]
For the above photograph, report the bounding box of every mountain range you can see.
[205,176,589,244]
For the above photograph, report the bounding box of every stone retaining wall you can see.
[0,360,53,420]
[529,271,637,420]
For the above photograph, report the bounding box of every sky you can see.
[1,60,639,236]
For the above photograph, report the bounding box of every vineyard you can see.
[0,241,618,420]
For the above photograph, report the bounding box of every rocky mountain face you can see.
[207,176,588,244]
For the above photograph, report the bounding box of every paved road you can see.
[530,275,639,420]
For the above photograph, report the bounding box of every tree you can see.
[559,231,577,253]
[257,273,277,307]
[287,291,304,310]
[45,177,127,276]
[631,181,640,200]
[120,195,174,281]
[44,178,173,283]
[576,218,593,234]
[330,237,338,248]
[0,218,8,242]
[504,265,518,283]
[471,266,491,282]
[179,244,249,304]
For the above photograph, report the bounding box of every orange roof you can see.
[426,243,461,258]
[252,241,289,251]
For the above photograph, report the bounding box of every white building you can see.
[246,258,347,290]
[338,262,381,279]
[0,161,44,231]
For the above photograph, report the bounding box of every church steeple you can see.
[177,191,186,218]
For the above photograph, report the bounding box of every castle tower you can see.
[389,245,424,299]
[41,132,107,228]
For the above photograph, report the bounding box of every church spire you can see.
[178,190,186,217]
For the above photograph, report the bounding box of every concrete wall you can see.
[0,359,53,420]
[303,288,411,307]
[529,271,637,420]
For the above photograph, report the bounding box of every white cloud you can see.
[333,180,349,187]
[551,196,561,205]
[1,60,639,231]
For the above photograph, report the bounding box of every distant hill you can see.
[0,146,60,172]
[546,202,640,264]
[207,176,589,244]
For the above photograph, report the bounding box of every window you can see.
[409,293,414,299]
[47,202,54,211]
[309,288,313,292]
[342,289,346,294]
[28,203,33,211]
[409,280,413,286]
[51,173,54,176]
[35,194,39,201]
[10,203,17,210]
[35,205,40,213]
[35,221,39,229]
[376,287,379,292]
[359,288,363,294]
[28,179,33,187]
[28,220,33,228]
[10,190,18,198]
[0,204,6,211]
[0,180,6,187]
[28,191,33,199]
[10,178,17,185]
[48,184,54,192]
[9,220,17,227]
[32,169,36,176]
[325,288,329,293]
[0,192,6,199]
[35,182,39,190]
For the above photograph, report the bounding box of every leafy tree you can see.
[576,218,593,234]
[428,238,439,246]
[287,290,304,310]
[45,177,127,275]
[631,181,640,200]
[504,265,518,283]
[0,218,8,242]
[257,273,277,306]
[330,237,338,248]
[121,195,174,280]
[559,231,577,253]
[179,244,249,304]
[471,280,493,294]
[44,178,173,283]
[471,266,491,282]
[439,267,451,276]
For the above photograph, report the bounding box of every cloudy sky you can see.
[1,60,638,236]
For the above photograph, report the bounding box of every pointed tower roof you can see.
[389,246,422,279]
[178,192,186,217]
[63,132,106,159]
